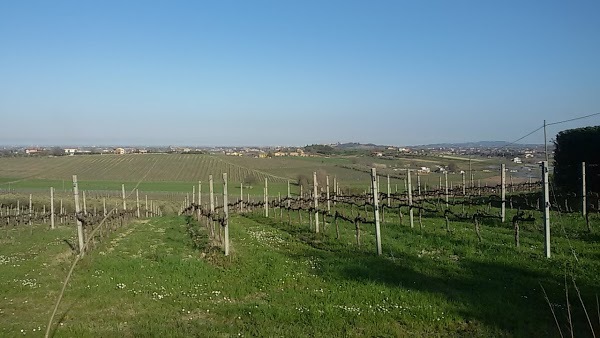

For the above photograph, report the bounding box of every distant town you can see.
[0,142,548,164]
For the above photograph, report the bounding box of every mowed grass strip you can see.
[1,209,599,337]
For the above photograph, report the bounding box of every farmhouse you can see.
[64,148,77,155]
[114,148,126,155]
[25,149,39,154]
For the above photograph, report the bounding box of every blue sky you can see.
[1,0,599,146]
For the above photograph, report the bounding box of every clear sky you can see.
[1,0,599,146]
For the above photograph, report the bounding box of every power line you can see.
[504,125,544,148]
[546,112,600,126]
[496,112,600,153]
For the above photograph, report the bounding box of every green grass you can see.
[1,206,599,337]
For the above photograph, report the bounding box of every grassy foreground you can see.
[1,210,599,337]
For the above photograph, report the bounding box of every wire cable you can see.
[547,112,600,126]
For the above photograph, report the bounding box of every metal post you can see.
[543,120,549,163]
[209,175,215,214]
[287,180,291,208]
[444,172,449,207]
[73,175,85,256]
[501,164,506,222]
[29,194,32,226]
[121,184,127,210]
[82,191,87,215]
[223,173,229,256]
[582,162,587,218]
[371,168,382,255]
[198,181,202,219]
[240,180,243,212]
[50,187,55,229]
[408,170,414,228]
[136,189,140,218]
[387,175,391,205]
[326,176,331,212]
[313,172,319,233]
[542,161,551,258]
[264,178,268,217]
[469,157,473,188]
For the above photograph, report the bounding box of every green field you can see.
[1,206,598,337]
[0,154,515,197]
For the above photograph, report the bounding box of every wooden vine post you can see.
[223,173,230,256]
[72,175,85,256]
[371,168,382,255]
[313,172,319,233]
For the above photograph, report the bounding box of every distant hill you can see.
[330,141,543,150]
[412,141,543,149]
[333,142,381,150]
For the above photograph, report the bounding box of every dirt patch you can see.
[51,249,75,266]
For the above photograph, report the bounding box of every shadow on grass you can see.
[62,239,77,252]
[248,213,599,337]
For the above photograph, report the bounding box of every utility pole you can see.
[543,119,549,163]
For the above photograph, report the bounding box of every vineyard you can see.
[0,153,515,193]
[0,154,292,184]
[0,157,599,337]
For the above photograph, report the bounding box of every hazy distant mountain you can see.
[413,141,543,148]
[332,141,543,150]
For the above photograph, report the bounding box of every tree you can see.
[304,144,334,155]
[50,147,64,156]
[447,162,458,173]
[553,126,600,193]
[243,175,258,188]
[296,174,310,190]
[316,169,328,188]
